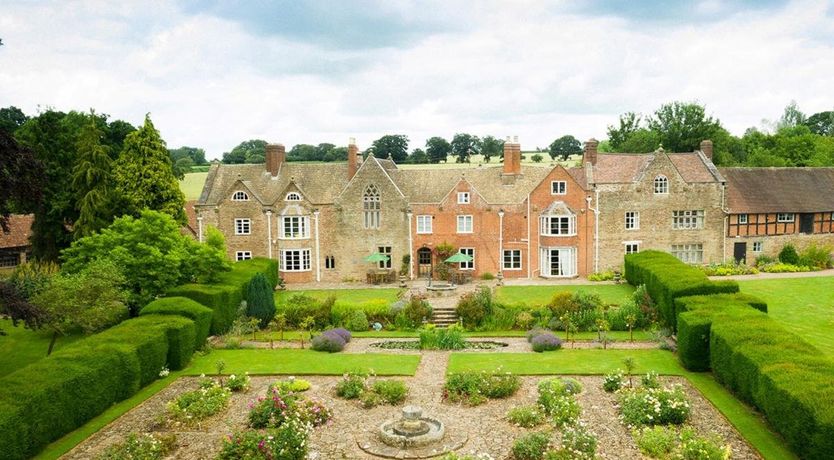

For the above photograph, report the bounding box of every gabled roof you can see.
[720,167,834,213]
[388,165,552,204]
[0,214,33,249]
[590,151,722,184]
[541,201,576,216]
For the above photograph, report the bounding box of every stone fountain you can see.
[358,405,467,458]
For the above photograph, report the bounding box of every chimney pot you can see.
[700,139,714,161]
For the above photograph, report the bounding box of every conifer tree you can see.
[246,273,276,328]
[113,114,185,223]
[72,111,113,237]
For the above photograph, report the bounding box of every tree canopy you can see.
[367,134,409,162]
[480,135,504,163]
[0,129,43,232]
[425,136,451,163]
[548,135,582,160]
[222,139,268,164]
[451,133,480,163]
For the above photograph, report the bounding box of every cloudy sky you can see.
[1,0,833,159]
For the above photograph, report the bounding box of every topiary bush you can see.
[344,309,369,332]
[245,273,276,328]
[778,243,800,265]
[140,297,213,346]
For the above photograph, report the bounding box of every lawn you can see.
[448,350,796,460]
[495,283,635,306]
[186,349,420,376]
[276,287,402,306]
[238,329,653,342]
[738,276,834,356]
[0,319,82,377]
[179,171,208,200]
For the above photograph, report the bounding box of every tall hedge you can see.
[624,250,739,330]
[246,272,276,327]
[140,296,213,346]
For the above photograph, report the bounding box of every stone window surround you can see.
[416,215,432,234]
[654,175,669,194]
[364,185,381,229]
[286,192,302,201]
[503,249,522,270]
[459,247,474,270]
[280,215,310,240]
[551,181,567,195]
[234,218,251,235]
[457,215,473,233]
[672,210,705,230]
[457,192,470,204]
[671,243,704,264]
[232,191,249,201]
[625,211,640,230]
[235,251,252,261]
[281,248,311,272]
[752,241,763,252]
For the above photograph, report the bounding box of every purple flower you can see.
[531,332,562,352]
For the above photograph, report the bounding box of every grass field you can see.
[495,284,635,306]
[276,287,402,306]
[186,349,420,375]
[0,319,82,377]
[179,172,208,200]
[738,275,834,356]
[448,350,796,460]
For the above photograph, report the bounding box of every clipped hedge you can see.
[217,257,279,297]
[83,318,170,386]
[710,311,834,459]
[624,250,739,330]
[140,296,213,346]
[132,315,196,370]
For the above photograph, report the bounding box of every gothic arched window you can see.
[363,185,381,229]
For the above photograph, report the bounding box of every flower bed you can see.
[370,339,508,350]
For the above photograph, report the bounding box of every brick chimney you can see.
[265,143,285,177]
[583,138,598,166]
[347,137,359,180]
[503,135,521,175]
[700,139,713,161]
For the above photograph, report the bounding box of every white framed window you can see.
[540,215,576,236]
[363,185,381,229]
[625,211,639,230]
[459,248,474,270]
[457,215,473,233]
[540,247,576,277]
[624,242,640,255]
[234,218,251,235]
[325,256,335,269]
[654,175,669,194]
[777,213,795,223]
[378,246,392,270]
[551,181,567,195]
[280,249,311,272]
[673,210,705,229]
[416,215,432,234]
[457,192,470,204]
[232,191,249,201]
[671,243,704,264]
[235,251,252,261]
[752,241,763,252]
[280,216,310,239]
[738,214,748,224]
[285,192,302,201]
[503,250,522,270]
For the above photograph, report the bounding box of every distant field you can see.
[179,172,208,200]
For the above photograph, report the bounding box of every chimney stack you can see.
[265,143,285,176]
[583,138,599,166]
[503,135,521,176]
[700,139,713,161]
[347,137,359,180]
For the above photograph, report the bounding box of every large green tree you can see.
[222,139,267,164]
[0,130,43,231]
[72,112,114,237]
[804,111,834,136]
[480,135,504,163]
[0,106,29,135]
[606,112,643,151]
[112,114,186,223]
[367,134,409,162]
[451,133,480,163]
[425,136,451,163]
[647,102,724,153]
[548,135,582,160]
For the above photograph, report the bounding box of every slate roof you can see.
[0,214,33,249]
[720,167,834,213]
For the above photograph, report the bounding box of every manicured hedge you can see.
[140,296,213,346]
[711,311,834,459]
[83,318,170,386]
[624,250,739,330]
[132,315,196,370]
[217,257,279,297]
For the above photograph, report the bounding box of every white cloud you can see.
[1,0,832,159]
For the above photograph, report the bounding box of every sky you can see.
[1,0,833,159]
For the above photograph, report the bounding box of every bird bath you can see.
[358,405,467,458]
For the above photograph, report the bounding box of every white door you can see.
[540,247,576,277]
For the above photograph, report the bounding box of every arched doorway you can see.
[417,247,432,277]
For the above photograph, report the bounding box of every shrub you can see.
[248,388,299,428]
[507,405,546,428]
[360,390,384,408]
[799,244,832,269]
[295,398,332,427]
[403,295,432,328]
[556,423,597,460]
[95,433,177,460]
[218,422,310,460]
[330,327,352,342]
[618,385,690,426]
[245,273,275,328]
[778,243,800,265]
[481,272,495,280]
[140,297,213,347]
[512,432,550,460]
[167,380,231,426]
[633,426,677,458]
[641,371,660,389]
[516,311,534,329]
[311,330,346,352]
[602,370,624,393]
[166,283,242,335]
[587,270,614,281]
[677,428,731,460]
[531,332,562,352]
[335,372,367,399]
[456,286,493,328]
[136,315,196,370]
[344,309,369,332]
[371,380,408,405]
[444,371,520,405]
[225,373,250,392]
[526,327,549,342]
[419,324,466,350]
[761,262,811,273]
[269,378,311,394]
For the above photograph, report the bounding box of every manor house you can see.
[194,138,834,284]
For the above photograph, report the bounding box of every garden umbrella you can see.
[444,252,473,263]
[363,252,390,263]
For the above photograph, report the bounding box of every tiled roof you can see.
[182,201,198,237]
[0,214,33,249]
[199,163,351,205]
[720,167,834,213]
[668,153,723,183]
[389,165,552,204]
[591,152,721,184]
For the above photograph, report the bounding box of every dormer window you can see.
[286,192,302,201]
[653,175,669,194]
[232,191,249,201]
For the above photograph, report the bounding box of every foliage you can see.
[451,133,480,163]
[167,380,231,426]
[587,270,614,281]
[95,433,177,460]
[0,132,43,241]
[0,281,48,336]
[456,286,493,328]
[402,295,432,328]
[531,332,562,352]
[549,135,582,160]
[224,373,250,392]
[618,385,690,426]
[425,136,452,163]
[798,243,833,269]
[677,428,732,460]
[641,371,661,389]
[311,329,347,352]
[602,370,624,393]
[554,423,597,460]
[221,139,267,164]
[62,210,230,311]
[7,260,59,300]
[633,426,678,458]
[345,309,369,332]
[72,111,115,237]
[444,370,520,405]
[777,243,800,265]
[537,378,581,426]
[367,134,409,162]
[0,106,29,134]
[335,372,367,399]
[140,296,214,347]
[480,135,504,163]
[511,432,550,460]
[370,380,408,405]
[419,324,466,350]
[245,273,276,328]
[217,423,311,460]
[760,262,811,273]
[531,153,544,163]
[269,378,312,394]
[699,262,758,276]
[507,405,546,427]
